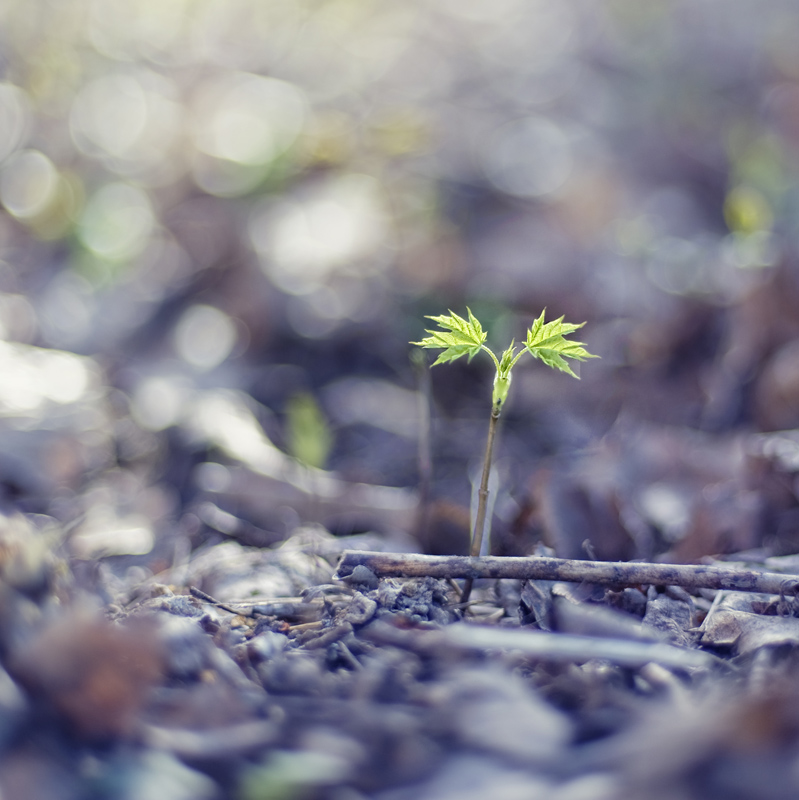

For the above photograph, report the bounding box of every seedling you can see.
[413,308,597,595]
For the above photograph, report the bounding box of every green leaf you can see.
[411,307,487,365]
[524,309,598,379]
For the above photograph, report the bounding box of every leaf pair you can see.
[414,307,597,380]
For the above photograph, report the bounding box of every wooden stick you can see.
[336,551,799,595]
[362,620,722,671]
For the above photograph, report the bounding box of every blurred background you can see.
[3,0,799,573]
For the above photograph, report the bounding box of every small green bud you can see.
[492,371,512,410]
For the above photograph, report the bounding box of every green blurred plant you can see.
[285,391,333,470]
[239,749,349,800]
[413,308,597,598]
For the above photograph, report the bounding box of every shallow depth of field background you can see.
[2,0,799,565]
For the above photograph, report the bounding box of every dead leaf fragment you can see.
[10,614,164,739]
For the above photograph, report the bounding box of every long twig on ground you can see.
[362,620,723,671]
[336,551,799,595]
[189,585,249,616]
[189,586,323,621]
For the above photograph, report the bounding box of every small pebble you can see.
[349,566,379,591]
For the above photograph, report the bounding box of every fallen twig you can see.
[362,620,722,670]
[189,586,323,622]
[336,551,799,595]
[189,585,248,616]
[444,624,721,670]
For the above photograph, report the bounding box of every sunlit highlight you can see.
[0,150,58,220]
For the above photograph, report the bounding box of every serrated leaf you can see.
[411,308,487,365]
[525,309,598,379]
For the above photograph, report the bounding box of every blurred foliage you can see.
[284,391,333,470]
[239,749,350,800]
[0,0,799,512]
[0,1,795,342]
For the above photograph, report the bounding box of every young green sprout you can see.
[413,308,598,599]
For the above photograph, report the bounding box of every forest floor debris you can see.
[2,522,799,798]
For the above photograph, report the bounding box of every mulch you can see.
[3,513,799,800]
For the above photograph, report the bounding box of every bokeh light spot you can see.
[190,152,267,198]
[0,83,30,164]
[249,173,389,295]
[70,71,182,181]
[89,0,192,65]
[0,342,91,414]
[78,182,155,261]
[173,304,237,370]
[131,375,194,431]
[193,73,308,166]
[42,350,91,404]
[71,74,147,159]
[0,150,58,220]
[724,185,773,234]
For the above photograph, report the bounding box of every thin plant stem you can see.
[480,344,500,370]
[471,404,501,558]
[461,403,501,603]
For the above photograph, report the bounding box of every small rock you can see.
[157,615,210,680]
[258,652,325,695]
[248,630,290,663]
[349,565,379,591]
[343,593,377,626]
